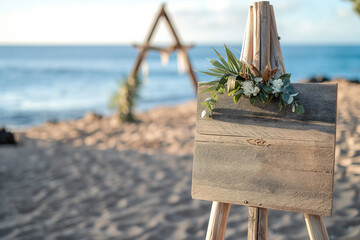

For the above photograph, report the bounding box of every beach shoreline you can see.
[1,80,360,239]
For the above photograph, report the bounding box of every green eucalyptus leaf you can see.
[257,95,265,105]
[218,87,225,94]
[219,75,229,85]
[281,74,291,86]
[211,92,218,100]
[278,99,283,111]
[282,92,290,103]
[228,86,241,96]
[250,96,255,105]
[260,91,269,102]
[201,102,210,107]
[285,84,294,92]
[208,103,214,111]
[295,102,305,115]
[233,92,242,103]
[287,95,294,104]
[259,84,272,94]
[279,73,291,80]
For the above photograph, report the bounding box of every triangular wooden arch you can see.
[130,3,198,92]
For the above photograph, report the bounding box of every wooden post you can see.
[304,214,330,240]
[246,2,272,239]
[205,202,231,240]
[259,2,271,72]
[240,6,254,64]
[269,5,285,77]
[252,2,261,69]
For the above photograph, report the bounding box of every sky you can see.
[0,0,359,45]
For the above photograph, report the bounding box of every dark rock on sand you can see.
[0,128,16,145]
[304,75,330,83]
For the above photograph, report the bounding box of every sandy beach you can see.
[1,79,360,240]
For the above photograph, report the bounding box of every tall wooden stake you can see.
[206,202,231,240]
[304,214,330,240]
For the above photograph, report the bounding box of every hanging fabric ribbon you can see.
[160,50,170,66]
[141,60,149,84]
[177,50,187,75]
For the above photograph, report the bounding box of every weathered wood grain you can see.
[252,2,261,68]
[269,5,286,77]
[304,214,330,240]
[205,202,231,240]
[248,207,268,240]
[259,1,271,72]
[192,83,337,216]
[241,6,254,64]
[248,207,259,240]
[257,208,268,240]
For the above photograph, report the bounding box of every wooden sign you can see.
[192,83,337,216]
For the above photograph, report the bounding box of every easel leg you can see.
[304,214,330,240]
[248,207,268,240]
[205,201,231,240]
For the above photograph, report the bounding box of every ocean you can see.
[1,45,360,129]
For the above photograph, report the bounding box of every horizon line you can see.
[1,42,360,47]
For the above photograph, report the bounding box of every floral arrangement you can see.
[200,45,304,118]
[109,75,141,122]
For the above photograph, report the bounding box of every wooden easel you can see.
[129,3,198,92]
[196,2,333,240]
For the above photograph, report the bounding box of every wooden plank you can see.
[259,1,271,72]
[205,202,231,240]
[192,83,337,216]
[196,83,337,140]
[304,214,330,240]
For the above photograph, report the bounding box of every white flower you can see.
[242,81,255,97]
[201,110,207,118]
[253,86,260,96]
[272,78,283,93]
